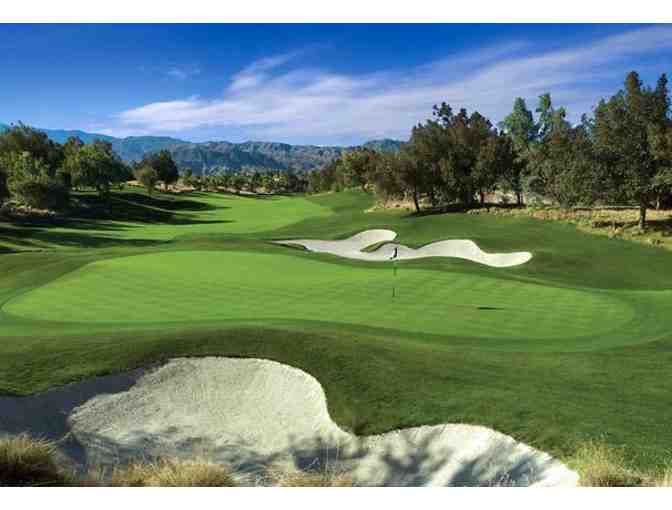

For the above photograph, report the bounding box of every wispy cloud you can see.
[110,26,672,143]
[166,65,201,81]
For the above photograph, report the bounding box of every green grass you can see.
[1,188,672,474]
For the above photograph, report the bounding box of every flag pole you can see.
[391,247,398,298]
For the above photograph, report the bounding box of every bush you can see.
[0,434,73,486]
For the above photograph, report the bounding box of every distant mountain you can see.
[34,128,117,145]
[2,123,404,174]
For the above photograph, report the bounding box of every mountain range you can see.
[0,123,403,174]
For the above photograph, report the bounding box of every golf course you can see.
[1,187,672,476]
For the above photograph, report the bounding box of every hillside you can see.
[2,123,403,173]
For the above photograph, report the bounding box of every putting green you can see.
[5,250,636,344]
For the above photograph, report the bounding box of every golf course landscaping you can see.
[2,187,672,480]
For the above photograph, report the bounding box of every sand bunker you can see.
[274,230,532,267]
[68,358,577,486]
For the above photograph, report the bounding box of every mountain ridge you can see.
[1,123,403,174]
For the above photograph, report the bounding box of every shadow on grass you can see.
[0,190,236,249]
[0,224,170,249]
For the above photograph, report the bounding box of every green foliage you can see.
[527,116,599,207]
[341,148,379,190]
[592,72,671,226]
[139,149,179,186]
[134,166,159,195]
[2,151,69,209]
[66,141,129,198]
[0,123,64,173]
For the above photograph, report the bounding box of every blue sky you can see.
[1,24,671,145]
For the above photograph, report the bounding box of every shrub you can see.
[0,434,73,486]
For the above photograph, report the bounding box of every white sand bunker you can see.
[274,230,532,268]
[69,358,577,486]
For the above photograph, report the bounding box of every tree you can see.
[536,93,570,140]
[134,166,159,196]
[181,168,194,187]
[249,172,262,193]
[341,148,378,191]
[58,136,85,188]
[0,160,8,204]
[474,134,515,206]
[66,141,129,199]
[140,150,179,190]
[406,119,447,206]
[3,151,69,209]
[432,104,500,207]
[0,123,64,174]
[499,98,539,205]
[232,174,246,194]
[527,120,599,207]
[593,72,671,228]
[369,152,403,204]
[647,76,672,209]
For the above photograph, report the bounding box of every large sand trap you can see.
[274,230,532,267]
[68,358,577,486]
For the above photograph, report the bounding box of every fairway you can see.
[2,188,672,473]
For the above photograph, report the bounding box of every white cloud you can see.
[111,26,672,143]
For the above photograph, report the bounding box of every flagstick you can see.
[391,248,398,298]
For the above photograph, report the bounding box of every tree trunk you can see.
[516,192,523,207]
[479,191,485,207]
[639,205,647,230]
[412,190,420,213]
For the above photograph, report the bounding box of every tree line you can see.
[0,123,313,211]
[0,125,187,209]
[309,71,672,228]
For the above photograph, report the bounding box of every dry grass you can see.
[569,441,645,487]
[653,469,672,487]
[105,458,238,487]
[270,467,354,487]
[0,434,73,487]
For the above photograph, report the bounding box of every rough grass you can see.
[6,434,672,487]
[569,441,645,487]
[0,434,73,486]
[105,458,237,487]
[470,205,672,252]
[272,469,354,487]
